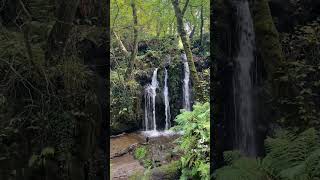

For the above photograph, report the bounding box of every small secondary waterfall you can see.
[163,68,171,130]
[181,54,191,111]
[233,0,256,156]
[144,68,159,131]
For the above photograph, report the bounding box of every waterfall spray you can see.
[181,54,191,111]
[164,68,171,130]
[144,68,159,131]
[233,0,256,156]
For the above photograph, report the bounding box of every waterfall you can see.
[163,68,171,130]
[233,0,256,156]
[144,68,159,131]
[181,53,191,111]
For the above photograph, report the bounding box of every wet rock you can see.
[111,154,144,180]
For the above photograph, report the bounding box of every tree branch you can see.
[112,29,129,56]
[182,0,190,16]
[19,0,31,18]
[18,0,37,67]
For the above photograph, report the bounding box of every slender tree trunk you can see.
[112,29,129,56]
[189,24,196,39]
[171,0,202,100]
[200,4,204,47]
[156,22,162,38]
[125,0,138,79]
[45,0,80,65]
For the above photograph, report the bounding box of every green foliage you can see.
[215,157,268,180]
[59,59,92,91]
[172,102,210,180]
[134,146,147,160]
[143,159,153,169]
[278,20,320,129]
[134,146,153,169]
[111,0,209,43]
[0,25,98,178]
[28,147,55,167]
[215,128,320,180]
[199,68,210,102]
[110,70,141,134]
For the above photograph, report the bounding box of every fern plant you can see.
[172,102,210,180]
[215,128,320,180]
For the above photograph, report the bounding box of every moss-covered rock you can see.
[150,160,181,180]
[129,160,181,180]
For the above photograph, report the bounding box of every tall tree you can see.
[171,0,202,100]
[125,0,138,79]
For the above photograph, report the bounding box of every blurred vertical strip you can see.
[105,0,110,179]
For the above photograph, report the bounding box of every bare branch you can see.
[18,0,31,19]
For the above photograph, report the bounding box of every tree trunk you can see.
[112,29,129,56]
[200,4,204,47]
[171,0,202,101]
[189,24,196,39]
[45,0,80,65]
[125,0,138,79]
[252,0,287,101]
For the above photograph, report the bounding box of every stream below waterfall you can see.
[110,132,181,180]
[110,133,144,179]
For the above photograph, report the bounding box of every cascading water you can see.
[233,0,256,156]
[144,68,159,131]
[181,54,191,111]
[163,68,171,130]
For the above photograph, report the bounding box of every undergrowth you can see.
[215,128,320,180]
[172,102,210,180]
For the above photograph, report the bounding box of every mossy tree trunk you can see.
[125,0,138,79]
[252,0,285,98]
[251,0,295,147]
[171,0,202,101]
[45,0,80,65]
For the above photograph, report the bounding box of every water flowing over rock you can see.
[233,0,257,156]
[144,68,159,131]
[181,54,191,111]
[164,68,171,130]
